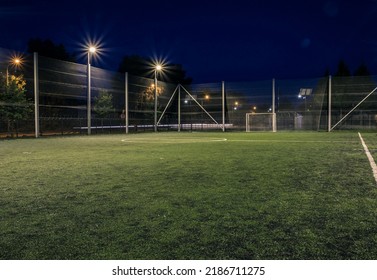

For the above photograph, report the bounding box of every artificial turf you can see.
[1,132,377,259]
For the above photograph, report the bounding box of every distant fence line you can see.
[1,47,377,137]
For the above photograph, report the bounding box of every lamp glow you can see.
[6,56,23,86]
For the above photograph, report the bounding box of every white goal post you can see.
[246,113,277,132]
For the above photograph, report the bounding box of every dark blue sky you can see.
[1,0,377,82]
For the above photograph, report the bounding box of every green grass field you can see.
[1,131,377,260]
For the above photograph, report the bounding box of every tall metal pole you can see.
[272,78,277,132]
[222,81,225,132]
[328,75,332,132]
[34,52,40,138]
[154,70,158,132]
[125,72,129,134]
[178,85,181,132]
[87,52,91,135]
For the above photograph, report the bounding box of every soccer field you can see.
[1,132,377,260]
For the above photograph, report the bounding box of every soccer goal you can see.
[246,113,276,132]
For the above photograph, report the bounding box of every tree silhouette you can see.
[27,38,76,62]
[354,63,370,76]
[335,60,351,77]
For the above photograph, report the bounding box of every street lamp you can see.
[154,64,162,132]
[87,46,96,135]
[6,57,21,86]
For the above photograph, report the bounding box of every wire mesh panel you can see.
[275,77,328,131]
[3,46,377,137]
[330,75,377,130]
[37,56,127,135]
[127,75,153,131]
[89,66,125,133]
[127,75,178,131]
[152,79,179,130]
[38,56,87,135]
[180,82,223,131]
[226,80,273,130]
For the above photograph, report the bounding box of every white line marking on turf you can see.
[228,139,357,143]
[121,138,227,143]
[358,132,377,184]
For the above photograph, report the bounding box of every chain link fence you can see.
[1,47,377,137]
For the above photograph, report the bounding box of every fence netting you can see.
[1,46,377,137]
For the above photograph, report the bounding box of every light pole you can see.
[6,57,21,86]
[87,46,96,135]
[154,64,162,132]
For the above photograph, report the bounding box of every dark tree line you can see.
[326,60,371,77]
[326,60,376,113]
[28,38,76,62]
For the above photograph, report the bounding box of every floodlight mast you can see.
[87,46,96,135]
[154,65,162,132]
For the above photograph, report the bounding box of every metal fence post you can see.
[33,52,40,138]
[328,75,332,132]
[125,72,129,134]
[272,78,277,132]
[222,81,225,132]
[178,85,181,132]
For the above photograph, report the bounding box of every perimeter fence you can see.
[1,47,377,137]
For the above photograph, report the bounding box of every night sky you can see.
[1,0,377,83]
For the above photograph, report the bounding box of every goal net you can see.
[246,113,276,132]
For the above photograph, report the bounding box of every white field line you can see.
[121,137,227,143]
[120,138,356,144]
[358,132,377,184]
[228,139,357,143]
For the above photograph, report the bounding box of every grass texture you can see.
[1,132,377,259]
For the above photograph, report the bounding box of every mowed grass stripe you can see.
[1,132,377,259]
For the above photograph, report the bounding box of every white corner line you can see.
[358,132,377,184]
